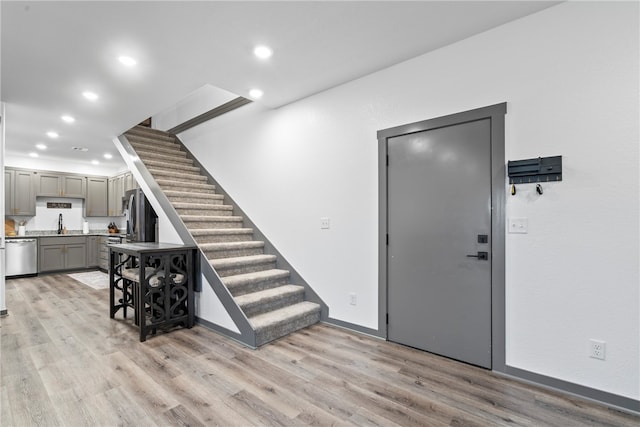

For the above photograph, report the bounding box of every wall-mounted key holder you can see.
[508,155,562,184]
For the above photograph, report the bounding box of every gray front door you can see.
[387,118,492,368]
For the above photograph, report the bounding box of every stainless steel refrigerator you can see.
[124,188,157,242]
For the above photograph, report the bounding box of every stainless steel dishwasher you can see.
[5,238,38,278]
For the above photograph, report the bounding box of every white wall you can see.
[168,2,638,399]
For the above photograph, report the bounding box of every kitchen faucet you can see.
[57,213,63,234]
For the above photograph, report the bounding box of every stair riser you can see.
[126,128,177,142]
[214,260,276,278]
[193,233,254,244]
[137,152,194,165]
[255,310,321,347]
[202,246,264,260]
[145,161,200,174]
[149,171,208,182]
[159,184,216,193]
[127,135,179,148]
[153,175,210,185]
[130,142,185,157]
[184,220,243,229]
[240,291,304,318]
[167,195,224,205]
[176,208,233,216]
[134,145,188,158]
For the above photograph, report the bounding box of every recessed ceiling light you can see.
[249,89,263,99]
[103,153,113,159]
[36,143,47,150]
[118,56,137,67]
[253,45,273,59]
[61,115,75,123]
[46,131,59,138]
[72,146,89,152]
[83,91,98,101]
[91,160,100,165]
[29,152,38,158]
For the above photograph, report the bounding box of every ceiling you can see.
[1,1,559,174]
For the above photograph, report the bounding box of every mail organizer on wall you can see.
[508,155,562,184]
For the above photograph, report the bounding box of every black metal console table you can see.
[109,242,197,342]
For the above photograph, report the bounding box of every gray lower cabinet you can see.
[87,236,99,267]
[39,236,87,272]
[98,236,110,271]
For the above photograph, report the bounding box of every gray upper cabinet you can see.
[86,177,108,217]
[36,172,62,197]
[5,168,36,216]
[108,174,125,216]
[63,175,86,198]
[87,236,99,268]
[36,172,86,198]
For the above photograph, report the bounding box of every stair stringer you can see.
[173,133,330,323]
[113,134,258,348]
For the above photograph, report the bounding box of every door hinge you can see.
[386,313,389,324]
[386,234,389,245]
[386,155,389,166]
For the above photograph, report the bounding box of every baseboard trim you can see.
[194,316,256,349]
[322,317,385,339]
[500,365,640,415]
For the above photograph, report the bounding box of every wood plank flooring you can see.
[1,273,638,426]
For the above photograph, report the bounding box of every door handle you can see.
[466,251,489,260]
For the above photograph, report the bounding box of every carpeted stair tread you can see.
[222,268,291,296]
[249,302,321,345]
[199,241,264,251]
[235,285,305,317]
[191,228,254,243]
[157,180,216,192]
[136,150,194,165]
[173,202,232,210]
[222,268,290,287]
[182,215,242,222]
[126,125,177,140]
[147,168,207,181]
[126,135,180,149]
[144,159,201,173]
[191,228,253,236]
[152,173,210,184]
[165,191,223,202]
[182,217,243,229]
[200,240,265,260]
[176,205,233,216]
[211,254,277,269]
[130,141,185,157]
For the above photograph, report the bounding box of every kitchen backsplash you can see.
[6,197,126,232]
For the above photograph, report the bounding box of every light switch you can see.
[320,217,330,229]
[508,218,528,234]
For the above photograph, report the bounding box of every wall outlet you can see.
[320,217,330,229]
[589,339,606,360]
[349,293,357,306]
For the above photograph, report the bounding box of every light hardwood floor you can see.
[1,273,638,426]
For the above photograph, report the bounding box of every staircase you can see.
[123,125,321,346]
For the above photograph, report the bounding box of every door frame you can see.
[377,102,507,371]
